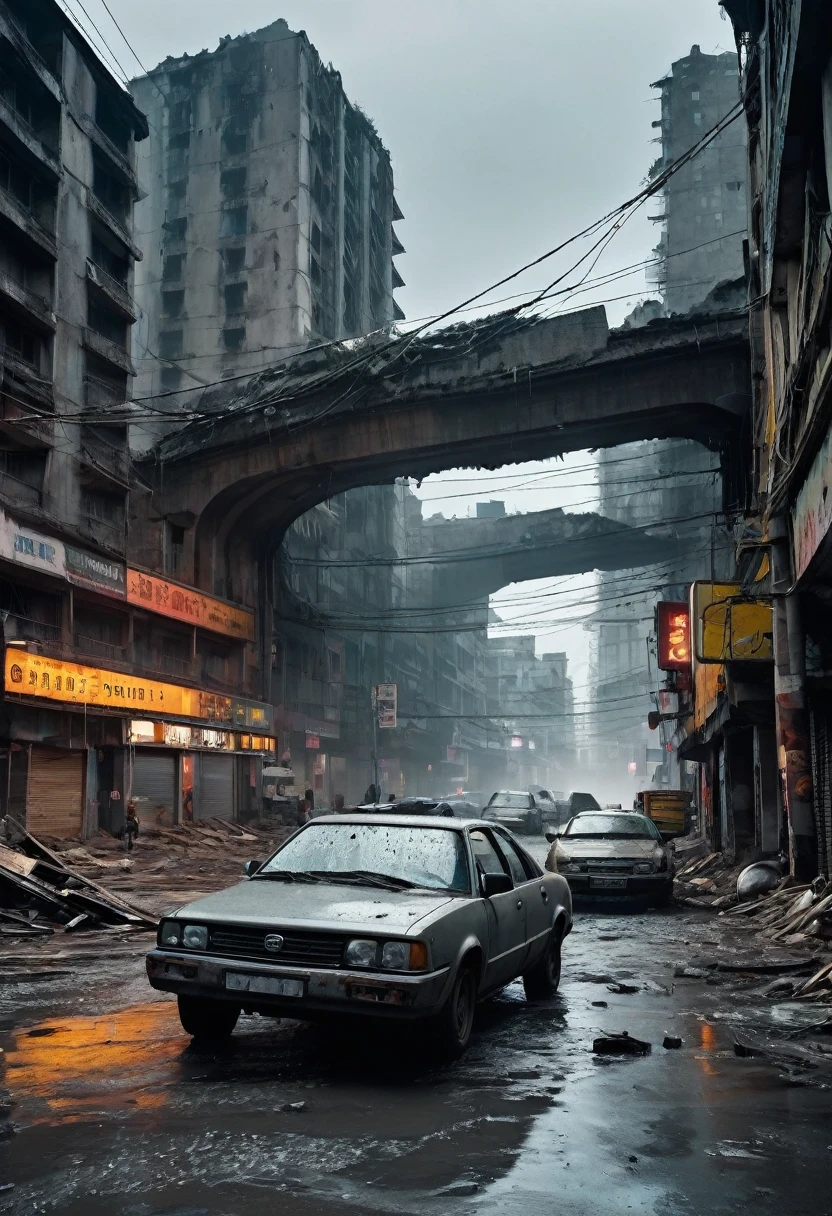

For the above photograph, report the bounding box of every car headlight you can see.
[159,920,181,947]
[633,862,655,875]
[345,938,377,968]
[182,924,208,949]
[381,941,409,970]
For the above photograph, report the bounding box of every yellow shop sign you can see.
[4,651,233,722]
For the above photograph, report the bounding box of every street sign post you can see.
[370,684,397,802]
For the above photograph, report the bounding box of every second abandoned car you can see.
[146,814,572,1056]
[544,809,674,904]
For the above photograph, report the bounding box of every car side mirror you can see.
[481,871,513,897]
[244,859,262,877]
[544,830,561,843]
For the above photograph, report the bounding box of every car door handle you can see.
[540,886,548,903]
[516,900,523,910]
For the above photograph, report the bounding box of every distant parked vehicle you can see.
[440,795,485,818]
[545,810,673,906]
[482,791,544,835]
[356,797,456,818]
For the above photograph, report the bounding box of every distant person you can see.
[121,802,140,852]
[305,787,315,812]
[333,793,345,813]
[296,796,309,827]
[363,783,378,805]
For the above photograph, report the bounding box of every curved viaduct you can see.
[133,303,749,605]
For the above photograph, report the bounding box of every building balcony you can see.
[0,95,60,179]
[0,394,53,448]
[82,326,135,376]
[73,634,128,664]
[86,259,136,321]
[85,189,142,262]
[83,118,137,194]
[0,11,62,104]
[0,266,54,330]
[0,186,57,259]
[0,468,42,507]
[79,430,130,489]
[79,511,126,555]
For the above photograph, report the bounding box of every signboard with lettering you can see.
[375,682,397,729]
[793,421,832,582]
[232,698,274,731]
[126,569,255,642]
[0,512,65,578]
[65,544,126,598]
[5,650,235,723]
[656,601,691,671]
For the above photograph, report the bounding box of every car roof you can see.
[492,790,531,797]
[310,813,483,830]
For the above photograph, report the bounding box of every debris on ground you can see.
[592,1032,651,1056]
[663,1035,682,1049]
[673,852,743,909]
[607,982,640,994]
[719,877,832,958]
[0,822,156,935]
[0,817,290,943]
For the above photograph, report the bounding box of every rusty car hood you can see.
[172,879,460,935]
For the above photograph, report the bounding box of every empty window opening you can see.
[220,206,247,237]
[221,167,247,197]
[163,254,184,281]
[162,289,184,318]
[223,246,246,273]
[159,330,183,359]
[223,282,246,312]
[222,326,245,352]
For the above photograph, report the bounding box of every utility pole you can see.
[371,686,379,801]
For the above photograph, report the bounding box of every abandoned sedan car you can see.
[147,814,572,1056]
[545,810,673,905]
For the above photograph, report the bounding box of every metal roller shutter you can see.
[197,754,234,821]
[810,702,832,878]
[28,747,84,838]
[132,751,176,827]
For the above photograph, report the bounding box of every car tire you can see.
[653,881,673,908]
[177,995,240,1041]
[434,963,477,1059]
[523,924,563,1001]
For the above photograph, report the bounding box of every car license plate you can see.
[590,877,628,889]
[224,972,304,997]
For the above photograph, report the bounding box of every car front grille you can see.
[573,860,637,874]
[208,925,345,968]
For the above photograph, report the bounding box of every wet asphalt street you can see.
[1,840,831,1216]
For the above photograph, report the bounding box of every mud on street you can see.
[2,839,831,1216]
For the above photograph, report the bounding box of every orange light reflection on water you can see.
[3,1000,182,1123]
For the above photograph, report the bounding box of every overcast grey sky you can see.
[91,0,730,687]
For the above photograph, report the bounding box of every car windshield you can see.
[564,813,660,839]
[259,822,471,892]
[488,793,529,809]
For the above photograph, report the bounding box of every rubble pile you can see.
[723,879,832,951]
[0,823,157,938]
[674,852,743,910]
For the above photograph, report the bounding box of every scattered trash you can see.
[674,966,710,979]
[591,1000,608,1008]
[663,1035,683,1049]
[674,852,743,909]
[592,1032,651,1056]
[279,1101,308,1113]
[607,982,639,995]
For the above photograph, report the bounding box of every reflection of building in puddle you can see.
[4,1000,182,1123]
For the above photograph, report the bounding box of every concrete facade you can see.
[130,20,403,399]
[649,45,746,315]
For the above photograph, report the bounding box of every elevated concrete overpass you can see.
[133,303,749,603]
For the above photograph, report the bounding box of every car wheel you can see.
[653,881,673,908]
[177,995,240,1041]
[435,963,477,1059]
[523,924,563,1001]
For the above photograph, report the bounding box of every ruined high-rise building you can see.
[130,20,404,398]
[648,45,746,314]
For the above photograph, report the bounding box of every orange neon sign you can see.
[657,601,691,671]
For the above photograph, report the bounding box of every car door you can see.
[469,828,527,990]
[494,830,552,972]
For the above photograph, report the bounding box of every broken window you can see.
[163,254,184,281]
[91,233,128,285]
[222,128,249,156]
[162,289,185,318]
[0,151,33,209]
[4,320,40,367]
[88,297,128,348]
[220,206,247,237]
[223,282,246,313]
[164,216,187,240]
[223,246,246,273]
[159,330,183,359]
[221,167,247,197]
[222,326,245,352]
[93,155,129,220]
